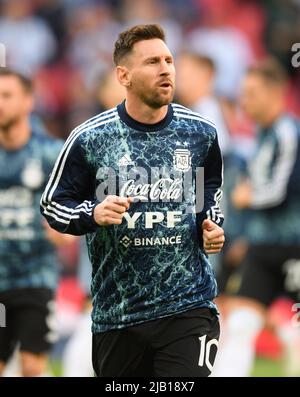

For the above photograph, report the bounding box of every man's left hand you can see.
[231,181,252,209]
[202,219,225,254]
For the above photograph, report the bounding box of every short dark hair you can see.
[246,58,288,85]
[113,24,166,66]
[0,68,33,93]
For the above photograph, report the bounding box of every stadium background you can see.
[1,0,300,376]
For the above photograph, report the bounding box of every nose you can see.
[159,60,171,76]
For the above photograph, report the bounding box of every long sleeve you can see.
[250,118,298,209]
[40,135,99,235]
[197,134,224,228]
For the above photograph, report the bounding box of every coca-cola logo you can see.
[120,178,182,201]
[95,165,205,213]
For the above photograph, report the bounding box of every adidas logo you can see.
[118,154,135,166]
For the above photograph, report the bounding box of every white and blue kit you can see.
[236,114,300,305]
[0,129,63,361]
[0,130,63,292]
[41,101,224,333]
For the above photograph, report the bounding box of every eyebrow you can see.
[144,55,173,62]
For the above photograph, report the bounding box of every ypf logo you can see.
[0,43,6,67]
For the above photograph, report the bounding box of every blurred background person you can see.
[176,52,232,158]
[186,0,255,100]
[0,0,56,76]
[175,51,234,290]
[213,58,300,377]
[120,0,183,57]
[66,1,120,91]
[0,69,74,377]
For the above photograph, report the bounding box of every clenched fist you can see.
[202,219,225,254]
[93,195,133,226]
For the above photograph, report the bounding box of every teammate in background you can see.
[176,51,233,289]
[0,69,74,377]
[176,52,232,158]
[213,59,300,377]
[41,24,225,377]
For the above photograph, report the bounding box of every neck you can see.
[125,96,169,125]
[0,118,31,150]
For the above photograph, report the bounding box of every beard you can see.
[136,85,175,109]
[0,114,19,132]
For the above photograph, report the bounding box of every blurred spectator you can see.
[164,0,200,31]
[196,0,266,58]
[120,0,183,56]
[187,0,254,99]
[33,62,77,138]
[261,0,300,117]
[0,0,57,76]
[262,0,300,75]
[34,0,68,60]
[67,1,121,90]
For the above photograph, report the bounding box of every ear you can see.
[116,65,131,88]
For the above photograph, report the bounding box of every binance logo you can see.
[120,235,132,248]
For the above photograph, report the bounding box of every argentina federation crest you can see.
[173,148,191,172]
[21,158,44,189]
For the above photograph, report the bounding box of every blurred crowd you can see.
[1,0,300,138]
[1,0,300,376]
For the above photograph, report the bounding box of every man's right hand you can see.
[93,195,133,226]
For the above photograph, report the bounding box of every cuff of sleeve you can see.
[90,200,101,230]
